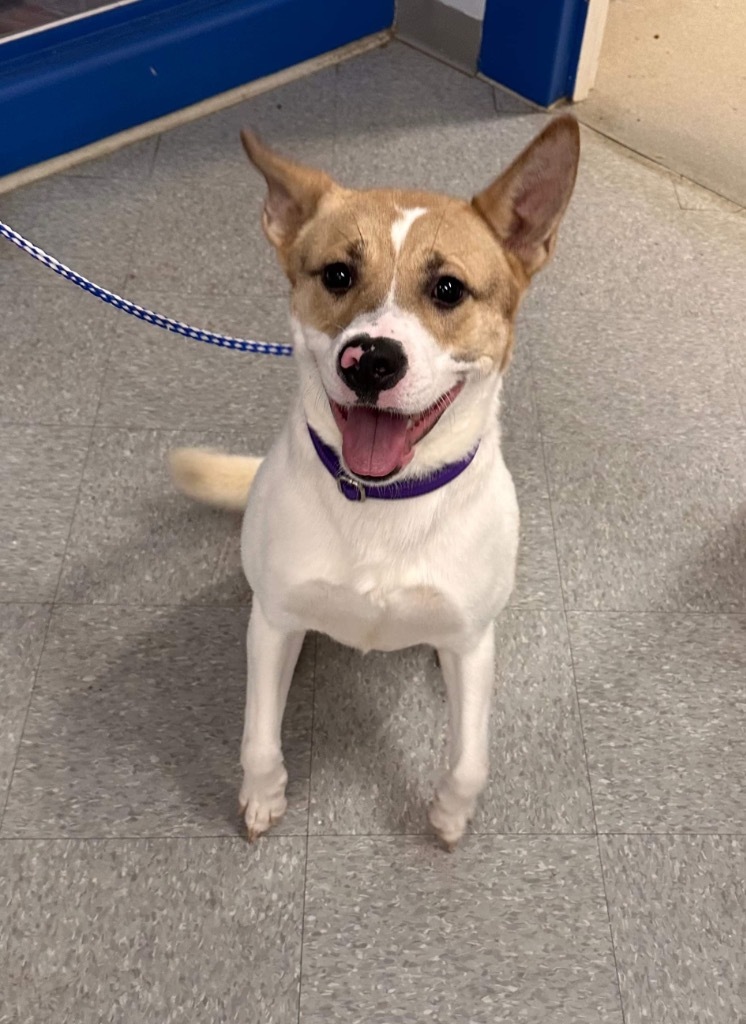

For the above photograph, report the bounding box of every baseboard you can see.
[395,0,482,74]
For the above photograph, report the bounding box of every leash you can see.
[0,220,293,357]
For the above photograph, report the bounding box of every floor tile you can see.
[500,336,540,445]
[1,606,313,838]
[0,426,90,603]
[718,259,746,422]
[572,128,679,207]
[309,610,593,835]
[0,835,304,1023]
[527,196,678,319]
[131,67,340,301]
[0,276,117,426]
[0,175,146,287]
[332,43,518,195]
[674,177,744,213]
[301,835,622,1024]
[672,208,746,324]
[125,175,285,300]
[502,443,563,609]
[153,66,336,189]
[725,334,746,424]
[527,144,746,322]
[95,290,297,428]
[544,439,746,611]
[601,835,746,1024]
[570,614,746,832]
[0,606,50,813]
[523,308,745,444]
[56,427,255,607]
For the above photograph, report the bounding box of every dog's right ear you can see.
[241,130,335,252]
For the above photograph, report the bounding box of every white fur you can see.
[233,302,519,848]
[170,117,582,848]
[391,206,427,255]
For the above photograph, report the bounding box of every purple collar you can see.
[307,425,478,502]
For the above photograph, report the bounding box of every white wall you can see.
[439,0,486,19]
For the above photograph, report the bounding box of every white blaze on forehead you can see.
[386,207,428,307]
[391,206,427,256]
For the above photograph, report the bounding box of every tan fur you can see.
[274,188,519,368]
[241,130,334,265]
[240,118,579,373]
[169,449,262,512]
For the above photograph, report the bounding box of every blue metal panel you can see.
[0,0,395,175]
[477,0,588,107]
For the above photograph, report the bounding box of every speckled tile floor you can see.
[1,40,745,1024]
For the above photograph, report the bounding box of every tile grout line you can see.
[721,345,746,426]
[148,134,162,179]
[536,427,628,1023]
[0,424,100,835]
[1,598,744,616]
[0,213,148,832]
[305,633,319,837]
[1,829,744,844]
[576,119,746,213]
[535,436,601,831]
[296,831,311,1024]
[595,833,628,1024]
[296,633,319,1024]
[0,605,54,835]
[516,315,546,450]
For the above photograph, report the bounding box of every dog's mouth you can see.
[329,382,464,479]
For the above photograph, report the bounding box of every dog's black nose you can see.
[338,335,408,399]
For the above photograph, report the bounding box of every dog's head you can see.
[242,117,579,480]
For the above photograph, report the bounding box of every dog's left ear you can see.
[241,129,335,252]
[472,115,580,278]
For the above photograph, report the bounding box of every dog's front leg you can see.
[429,627,495,850]
[239,601,305,841]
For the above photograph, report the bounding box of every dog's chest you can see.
[284,569,464,652]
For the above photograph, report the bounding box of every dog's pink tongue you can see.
[341,406,409,478]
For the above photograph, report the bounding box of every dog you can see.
[170,115,579,849]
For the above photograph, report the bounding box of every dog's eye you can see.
[322,262,355,294]
[431,275,465,309]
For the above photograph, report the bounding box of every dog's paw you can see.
[428,775,483,850]
[239,766,288,843]
[241,793,288,842]
[428,795,470,851]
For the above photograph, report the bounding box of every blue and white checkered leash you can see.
[0,220,293,357]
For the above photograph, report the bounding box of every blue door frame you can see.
[478,0,589,107]
[0,0,395,176]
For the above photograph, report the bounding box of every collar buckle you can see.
[336,472,367,502]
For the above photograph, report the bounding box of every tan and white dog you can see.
[170,116,579,849]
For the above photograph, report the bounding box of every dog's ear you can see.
[472,115,580,278]
[241,129,335,251]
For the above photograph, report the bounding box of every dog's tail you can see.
[168,448,262,512]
